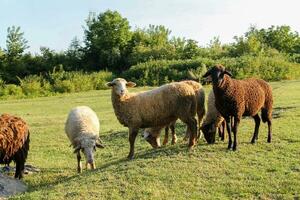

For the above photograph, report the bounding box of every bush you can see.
[123,56,300,86]
[0,84,23,97]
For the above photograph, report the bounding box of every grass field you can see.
[1,80,300,200]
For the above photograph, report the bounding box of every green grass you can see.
[1,81,300,200]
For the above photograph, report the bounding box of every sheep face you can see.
[202,65,232,85]
[106,78,136,97]
[143,130,161,148]
[74,138,97,168]
[201,123,216,144]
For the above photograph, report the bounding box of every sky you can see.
[1,0,300,53]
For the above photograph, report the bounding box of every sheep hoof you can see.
[127,154,134,160]
[162,139,168,146]
[251,138,256,144]
[232,145,237,151]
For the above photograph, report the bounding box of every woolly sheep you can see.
[203,64,273,150]
[143,80,206,148]
[0,114,30,179]
[107,78,198,159]
[65,106,104,173]
[201,90,226,144]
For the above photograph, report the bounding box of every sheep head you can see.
[106,78,136,97]
[202,65,232,85]
[73,136,104,169]
[143,130,161,148]
[201,123,216,144]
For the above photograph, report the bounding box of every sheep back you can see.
[215,76,266,118]
[0,114,30,163]
[112,82,197,128]
[65,106,100,147]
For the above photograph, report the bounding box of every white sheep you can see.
[65,106,104,173]
[106,78,198,159]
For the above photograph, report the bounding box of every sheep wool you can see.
[0,114,30,179]
[203,64,273,150]
[107,78,198,159]
[65,106,103,173]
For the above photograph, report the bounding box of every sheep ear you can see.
[224,70,232,77]
[96,138,105,148]
[96,142,105,148]
[202,69,212,78]
[106,82,115,87]
[221,70,233,77]
[73,145,81,153]
[126,82,136,87]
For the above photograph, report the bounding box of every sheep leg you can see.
[77,151,82,173]
[15,159,25,179]
[183,117,197,148]
[225,117,232,150]
[163,126,169,145]
[197,109,205,140]
[251,114,261,144]
[183,126,189,141]
[170,123,177,145]
[267,120,272,143]
[128,127,139,160]
[232,117,240,151]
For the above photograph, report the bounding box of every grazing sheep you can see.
[202,64,273,150]
[201,90,226,144]
[0,114,30,179]
[107,78,198,159]
[143,80,206,148]
[65,106,104,173]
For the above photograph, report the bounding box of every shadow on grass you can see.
[272,106,296,119]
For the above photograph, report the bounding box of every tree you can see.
[84,10,132,71]
[5,26,29,62]
[126,25,176,65]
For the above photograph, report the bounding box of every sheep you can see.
[201,90,226,144]
[202,64,273,150]
[106,78,198,159]
[65,106,104,173]
[143,80,206,148]
[0,114,30,179]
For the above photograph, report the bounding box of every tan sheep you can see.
[143,80,205,148]
[201,90,226,144]
[107,78,198,159]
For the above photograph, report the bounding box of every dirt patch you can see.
[0,174,27,199]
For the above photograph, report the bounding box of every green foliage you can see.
[124,55,300,86]
[0,84,23,97]
[84,10,132,71]
[4,26,29,61]
[0,70,113,99]
[123,59,212,86]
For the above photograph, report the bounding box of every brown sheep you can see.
[0,114,30,179]
[202,65,273,150]
[107,78,198,159]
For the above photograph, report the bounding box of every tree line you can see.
[1,10,300,84]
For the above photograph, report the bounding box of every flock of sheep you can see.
[0,64,273,179]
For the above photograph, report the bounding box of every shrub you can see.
[123,56,300,86]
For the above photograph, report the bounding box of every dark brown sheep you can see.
[0,114,30,179]
[202,65,273,150]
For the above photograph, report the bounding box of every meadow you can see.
[1,80,300,200]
